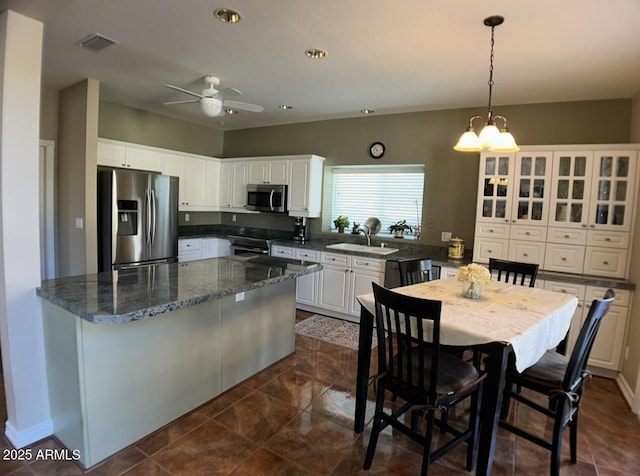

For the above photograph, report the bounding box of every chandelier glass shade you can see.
[454,16,519,153]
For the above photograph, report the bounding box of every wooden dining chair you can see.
[364,282,486,476]
[398,258,433,286]
[488,258,539,287]
[499,289,615,476]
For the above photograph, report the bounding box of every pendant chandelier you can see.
[454,15,519,153]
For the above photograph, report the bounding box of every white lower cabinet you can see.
[543,280,630,373]
[271,246,385,321]
[179,238,230,262]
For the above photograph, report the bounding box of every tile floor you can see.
[1,310,640,475]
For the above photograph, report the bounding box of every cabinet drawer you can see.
[475,223,510,239]
[586,231,630,249]
[178,238,201,252]
[295,248,320,262]
[543,281,586,301]
[583,247,628,278]
[546,227,587,245]
[543,244,585,274]
[352,256,385,272]
[507,241,545,264]
[321,252,351,266]
[510,225,546,242]
[271,245,295,258]
[585,286,631,307]
[473,238,508,263]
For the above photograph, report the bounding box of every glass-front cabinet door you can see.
[476,153,514,223]
[587,151,637,231]
[512,152,552,226]
[549,152,594,229]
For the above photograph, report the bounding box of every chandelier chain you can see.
[487,24,496,118]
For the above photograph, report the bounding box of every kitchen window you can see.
[324,165,425,237]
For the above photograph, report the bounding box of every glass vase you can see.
[462,281,482,300]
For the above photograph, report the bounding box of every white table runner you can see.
[357,278,579,372]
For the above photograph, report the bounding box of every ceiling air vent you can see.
[77,33,118,52]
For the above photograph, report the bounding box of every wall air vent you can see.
[77,33,118,52]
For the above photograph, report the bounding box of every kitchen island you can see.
[37,255,321,469]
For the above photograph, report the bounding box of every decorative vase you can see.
[462,281,482,299]
[393,230,404,238]
[338,227,345,234]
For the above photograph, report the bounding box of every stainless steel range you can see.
[228,234,272,260]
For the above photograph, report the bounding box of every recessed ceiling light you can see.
[361,109,375,114]
[305,48,327,59]
[279,104,293,110]
[214,8,242,23]
[225,108,239,115]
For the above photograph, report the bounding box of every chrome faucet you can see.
[358,225,371,246]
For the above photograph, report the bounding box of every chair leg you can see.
[466,386,482,471]
[363,389,387,469]
[550,405,566,476]
[420,408,436,476]
[570,415,578,463]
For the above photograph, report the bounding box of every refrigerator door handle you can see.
[111,170,118,266]
[150,189,157,246]
[145,189,152,247]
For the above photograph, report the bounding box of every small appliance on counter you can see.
[293,216,307,242]
[448,237,465,259]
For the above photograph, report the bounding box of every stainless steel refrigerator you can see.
[97,168,179,271]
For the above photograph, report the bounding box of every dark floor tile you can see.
[86,446,147,475]
[258,367,333,410]
[230,448,315,475]
[120,458,173,475]
[152,420,258,475]
[264,411,356,474]
[214,391,301,444]
[135,407,210,456]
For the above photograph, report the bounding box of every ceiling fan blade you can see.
[214,88,241,101]
[163,84,203,99]
[163,99,199,105]
[223,100,264,113]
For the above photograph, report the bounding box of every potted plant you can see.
[388,219,413,238]
[333,215,350,233]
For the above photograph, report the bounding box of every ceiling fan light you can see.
[200,98,223,117]
[454,130,482,152]
[478,123,500,147]
[489,130,520,152]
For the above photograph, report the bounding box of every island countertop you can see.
[37,255,321,324]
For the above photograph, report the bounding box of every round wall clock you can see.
[369,142,385,159]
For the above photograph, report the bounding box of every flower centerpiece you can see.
[333,215,350,233]
[388,220,413,238]
[457,263,491,299]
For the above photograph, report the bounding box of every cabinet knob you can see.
[582,224,587,228]
[561,257,567,261]
[525,231,530,235]
[605,237,611,242]
[487,250,493,254]
[512,219,516,223]
[564,234,570,238]
[603,261,609,265]
[590,224,595,228]
[489,229,494,233]
[523,253,528,257]
[505,219,510,223]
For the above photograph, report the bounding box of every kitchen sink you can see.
[325,242,399,255]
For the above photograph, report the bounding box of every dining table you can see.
[354,277,579,476]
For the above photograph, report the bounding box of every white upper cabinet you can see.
[248,159,289,184]
[162,152,221,211]
[97,139,161,172]
[287,155,324,217]
[220,161,249,210]
[475,145,639,279]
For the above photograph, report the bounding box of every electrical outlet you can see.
[232,214,237,222]
[184,213,190,222]
[441,231,452,242]
[625,346,630,360]
[75,217,83,229]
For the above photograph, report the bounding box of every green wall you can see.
[223,99,631,245]
[98,101,225,157]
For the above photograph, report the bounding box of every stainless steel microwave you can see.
[246,184,288,212]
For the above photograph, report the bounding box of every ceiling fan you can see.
[163,75,264,117]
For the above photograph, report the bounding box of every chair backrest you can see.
[398,258,433,286]
[488,258,539,287]
[563,289,615,391]
[372,282,442,402]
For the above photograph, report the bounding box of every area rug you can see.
[295,314,376,350]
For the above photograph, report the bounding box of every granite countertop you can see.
[177,226,635,291]
[37,256,321,325]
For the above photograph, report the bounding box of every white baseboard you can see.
[616,373,638,416]
[5,418,53,448]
